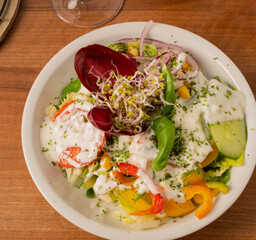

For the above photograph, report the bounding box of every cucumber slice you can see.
[83,175,97,190]
[209,119,246,159]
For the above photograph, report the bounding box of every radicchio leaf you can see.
[74,44,137,94]
[87,104,113,132]
[87,104,148,136]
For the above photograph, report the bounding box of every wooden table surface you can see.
[0,0,255,239]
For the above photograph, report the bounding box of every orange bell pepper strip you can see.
[182,169,205,185]
[112,171,137,186]
[183,184,213,219]
[200,142,219,168]
[114,162,163,215]
[163,199,195,217]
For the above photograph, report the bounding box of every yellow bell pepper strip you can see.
[200,143,219,168]
[115,189,152,213]
[114,162,163,215]
[211,189,220,196]
[163,199,195,217]
[206,182,228,194]
[193,186,222,205]
[183,184,213,219]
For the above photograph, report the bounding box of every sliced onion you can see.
[116,37,183,55]
[171,52,187,75]
[139,20,153,56]
[185,55,199,79]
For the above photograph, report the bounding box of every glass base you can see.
[51,0,124,28]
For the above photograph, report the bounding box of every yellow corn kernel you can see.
[182,61,190,70]
[127,47,139,56]
[100,155,112,170]
[178,85,190,99]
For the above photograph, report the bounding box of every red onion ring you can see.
[139,20,153,56]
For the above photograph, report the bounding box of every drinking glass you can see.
[51,0,124,28]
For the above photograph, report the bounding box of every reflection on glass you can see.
[51,0,124,28]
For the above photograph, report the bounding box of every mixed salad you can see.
[40,21,247,229]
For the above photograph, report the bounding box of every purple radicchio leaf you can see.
[74,44,137,94]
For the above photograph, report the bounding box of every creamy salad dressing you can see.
[40,69,246,225]
[40,100,105,167]
[202,79,245,124]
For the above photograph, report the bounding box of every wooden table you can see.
[0,0,255,239]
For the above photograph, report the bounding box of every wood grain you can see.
[0,0,255,239]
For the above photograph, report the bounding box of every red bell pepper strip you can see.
[115,162,163,215]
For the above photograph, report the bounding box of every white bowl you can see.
[22,22,256,240]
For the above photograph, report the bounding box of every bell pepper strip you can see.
[114,162,163,215]
[182,169,206,185]
[116,189,152,213]
[200,142,219,168]
[193,184,223,205]
[206,181,228,194]
[211,188,220,197]
[112,171,137,186]
[152,116,175,171]
[183,184,213,219]
[193,194,203,205]
[53,100,76,122]
[163,199,195,217]
[162,63,176,116]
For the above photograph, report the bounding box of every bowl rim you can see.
[22,21,256,240]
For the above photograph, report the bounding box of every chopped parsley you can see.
[225,90,232,99]
[42,147,49,152]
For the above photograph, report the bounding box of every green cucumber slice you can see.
[83,175,97,190]
[209,119,246,159]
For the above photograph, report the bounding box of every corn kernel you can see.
[127,47,139,56]
[178,85,190,99]
[182,61,190,70]
[100,155,112,170]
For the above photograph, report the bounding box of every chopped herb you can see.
[225,90,232,99]
[42,147,49,152]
